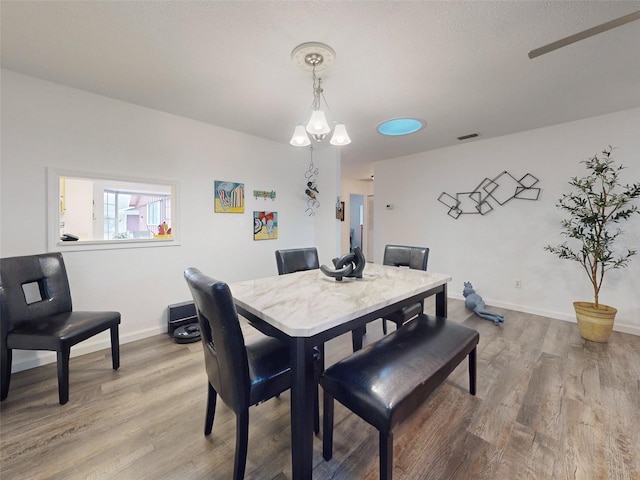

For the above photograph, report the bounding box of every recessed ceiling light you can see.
[377,118,424,136]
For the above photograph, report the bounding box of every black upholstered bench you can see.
[320,314,479,480]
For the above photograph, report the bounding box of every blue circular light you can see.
[377,118,424,136]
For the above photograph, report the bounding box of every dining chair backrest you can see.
[1,252,73,331]
[380,245,430,336]
[275,247,320,275]
[383,244,429,271]
[184,267,250,413]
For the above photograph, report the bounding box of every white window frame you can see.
[47,168,180,252]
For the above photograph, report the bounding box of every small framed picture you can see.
[336,201,345,221]
[253,211,278,240]
[215,180,245,213]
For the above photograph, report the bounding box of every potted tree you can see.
[545,146,640,342]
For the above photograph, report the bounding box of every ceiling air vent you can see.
[457,133,479,141]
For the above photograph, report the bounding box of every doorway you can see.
[349,194,364,252]
[366,194,374,260]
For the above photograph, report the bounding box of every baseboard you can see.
[448,293,640,337]
[10,325,167,374]
[11,295,639,374]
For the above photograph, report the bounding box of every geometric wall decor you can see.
[438,171,540,219]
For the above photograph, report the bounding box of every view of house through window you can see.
[56,173,174,243]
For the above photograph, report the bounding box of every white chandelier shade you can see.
[330,123,351,146]
[306,110,331,136]
[290,125,311,146]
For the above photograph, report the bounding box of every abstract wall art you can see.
[215,181,245,213]
[253,190,276,201]
[253,211,278,240]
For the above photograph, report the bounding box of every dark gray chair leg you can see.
[380,430,393,480]
[469,347,477,395]
[1,346,11,401]
[382,318,388,335]
[57,348,71,405]
[234,410,249,480]
[110,325,120,370]
[351,327,365,351]
[322,391,334,461]
[204,383,217,435]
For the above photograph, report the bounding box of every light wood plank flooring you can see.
[1,299,639,479]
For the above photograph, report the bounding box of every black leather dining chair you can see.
[184,267,320,479]
[275,247,320,275]
[0,252,120,405]
[381,245,430,334]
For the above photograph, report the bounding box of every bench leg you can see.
[322,391,334,461]
[469,347,477,395]
[110,325,120,370]
[380,430,393,480]
[57,348,70,405]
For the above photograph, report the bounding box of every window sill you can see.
[51,237,181,252]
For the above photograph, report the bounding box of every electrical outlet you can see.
[514,279,521,289]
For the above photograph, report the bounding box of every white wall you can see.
[313,147,343,266]
[374,108,640,335]
[1,70,340,371]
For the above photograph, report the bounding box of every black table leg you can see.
[435,283,448,317]
[290,336,315,479]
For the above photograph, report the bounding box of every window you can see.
[48,169,178,251]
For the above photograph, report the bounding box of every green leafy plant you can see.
[545,146,640,307]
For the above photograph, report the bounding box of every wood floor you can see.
[1,298,639,479]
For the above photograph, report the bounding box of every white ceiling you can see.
[2,1,639,180]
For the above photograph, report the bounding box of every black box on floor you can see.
[167,301,197,336]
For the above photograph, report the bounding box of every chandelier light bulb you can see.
[330,123,351,146]
[306,110,331,135]
[290,125,311,146]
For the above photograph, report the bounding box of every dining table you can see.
[229,262,452,479]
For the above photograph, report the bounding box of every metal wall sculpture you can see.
[305,146,320,216]
[438,171,540,219]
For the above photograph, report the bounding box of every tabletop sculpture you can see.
[463,282,504,325]
[320,246,366,281]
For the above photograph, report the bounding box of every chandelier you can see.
[289,42,351,147]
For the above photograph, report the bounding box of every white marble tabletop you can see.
[229,263,452,337]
